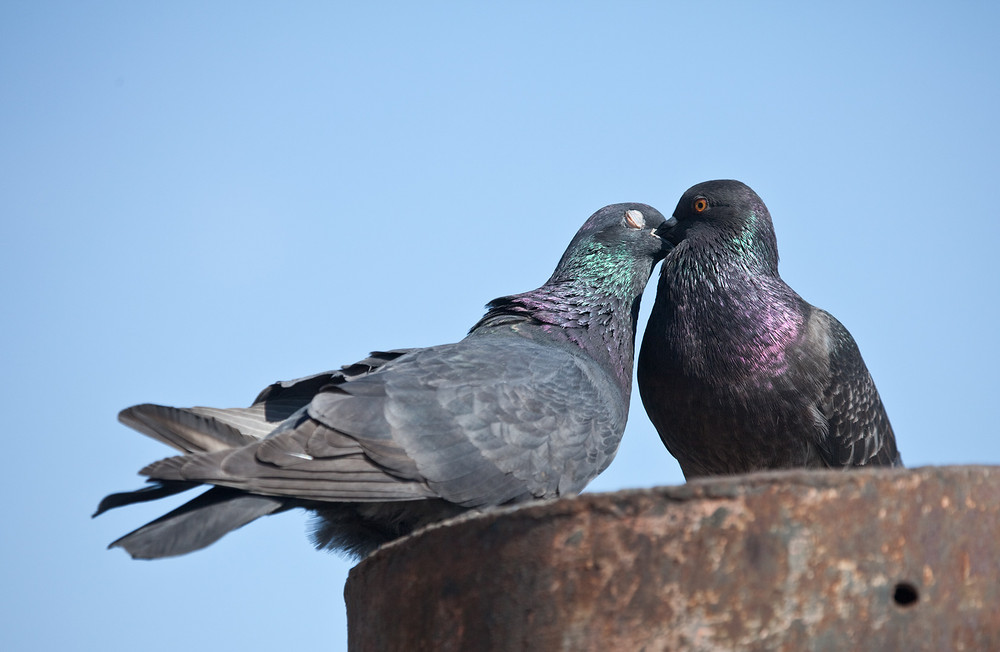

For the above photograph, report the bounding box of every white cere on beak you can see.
[625,209,645,229]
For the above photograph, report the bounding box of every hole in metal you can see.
[893,582,919,607]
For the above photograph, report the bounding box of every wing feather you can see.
[815,312,901,467]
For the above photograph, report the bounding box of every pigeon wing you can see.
[815,312,901,467]
[310,335,626,508]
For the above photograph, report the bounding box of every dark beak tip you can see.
[654,217,677,238]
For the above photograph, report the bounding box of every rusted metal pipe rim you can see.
[347,466,1000,651]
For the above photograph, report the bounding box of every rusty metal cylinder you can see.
[346,466,1000,651]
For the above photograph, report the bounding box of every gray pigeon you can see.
[97,202,670,559]
[637,180,901,479]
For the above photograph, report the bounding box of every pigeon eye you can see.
[624,209,645,229]
[693,198,708,213]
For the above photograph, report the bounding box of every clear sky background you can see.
[3,2,999,650]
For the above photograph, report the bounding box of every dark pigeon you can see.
[637,180,901,479]
[97,203,671,559]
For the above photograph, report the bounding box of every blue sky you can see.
[3,2,999,650]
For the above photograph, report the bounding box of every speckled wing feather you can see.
[816,313,901,467]
[252,349,414,405]
[308,334,624,507]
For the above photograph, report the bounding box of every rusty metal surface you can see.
[345,466,1000,651]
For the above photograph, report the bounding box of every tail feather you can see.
[92,480,196,517]
[118,404,260,454]
[108,487,289,559]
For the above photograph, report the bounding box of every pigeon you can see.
[637,180,901,479]
[97,202,671,559]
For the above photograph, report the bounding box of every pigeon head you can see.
[548,202,671,285]
[660,180,779,275]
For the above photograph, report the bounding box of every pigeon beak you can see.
[654,216,677,239]
[651,217,677,255]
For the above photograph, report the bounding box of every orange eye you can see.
[693,198,708,213]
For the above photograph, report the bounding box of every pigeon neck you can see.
[657,241,804,379]
[473,277,647,398]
